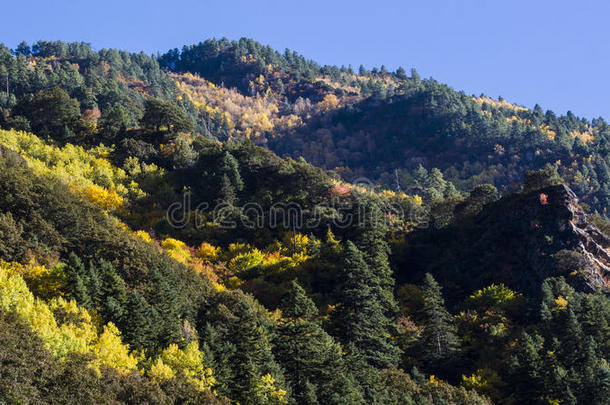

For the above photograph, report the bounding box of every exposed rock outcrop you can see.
[555,184,610,291]
[396,184,610,299]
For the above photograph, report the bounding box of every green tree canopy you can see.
[420,273,461,364]
[524,164,563,192]
[332,241,401,368]
[141,97,193,134]
[12,86,80,139]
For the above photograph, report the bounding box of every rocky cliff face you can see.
[396,184,610,299]
[543,184,610,291]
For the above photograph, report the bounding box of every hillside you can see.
[160,38,610,215]
[393,183,610,300]
[0,39,609,404]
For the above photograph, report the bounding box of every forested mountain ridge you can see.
[160,38,610,215]
[2,38,609,213]
[0,38,609,404]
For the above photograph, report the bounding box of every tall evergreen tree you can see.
[150,270,182,347]
[98,260,127,321]
[593,364,610,405]
[507,332,545,403]
[357,202,398,318]
[558,308,584,369]
[333,241,401,368]
[199,291,290,404]
[64,253,91,309]
[87,261,103,309]
[275,281,362,404]
[419,273,460,363]
[217,151,243,205]
[120,291,154,351]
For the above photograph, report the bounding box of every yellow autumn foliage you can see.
[5,260,67,299]
[161,237,192,263]
[554,295,569,311]
[159,238,221,286]
[196,242,221,263]
[0,261,137,375]
[316,93,339,112]
[133,230,153,243]
[89,323,139,375]
[148,341,215,391]
[256,373,288,404]
[82,184,124,211]
[0,129,145,211]
[172,72,294,143]
[474,96,527,113]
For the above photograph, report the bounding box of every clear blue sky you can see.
[1,0,609,120]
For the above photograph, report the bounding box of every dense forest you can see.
[0,39,609,404]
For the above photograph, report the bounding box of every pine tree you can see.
[150,271,182,347]
[580,296,610,347]
[424,168,447,202]
[300,380,319,404]
[200,323,235,397]
[217,151,243,205]
[200,291,290,404]
[87,261,103,309]
[219,174,236,205]
[413,164,428,187]
[333,241,401,368]
[72,275,91,309]
[357,202,399,319]
[64,253,91,308]
[275,281,360,404]
[507,332,545,403]
[420,273,460,363]
[280,281,317,319]
[410,68,420,83]
[99,260,127,303]
[558,308,584,369]
[395,66,407,80]
[593,364,610,405]
[120,291,154,350]
[98,260,127,321]
[523,164,562,192]
[65,252,86,278]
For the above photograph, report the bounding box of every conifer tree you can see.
[300,380,319,405]
[593,364,610,405]
[199,291,290,404]
[333,241,401,368]
[98,260,127,320]
[280,280,317,319]
[71,274,91,309]
[64,253,91,309]
[395,66,407,80]
[121,291,154,350]
[87,261,103,309]
[357,202,398,318]
[507,332,545,403]
[420,273,460,363]
[275,281,360,404]
[558,308,584,368]
[523,164,562,192]
[410,68,420,83]
[219,174,237,206]
[217,151,243,205]
[150,271,182,347]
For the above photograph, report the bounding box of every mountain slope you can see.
[0,38,610,404]
[160,38,610,215]
[393,183,610,302]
